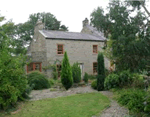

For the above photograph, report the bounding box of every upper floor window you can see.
[57,44,64,55]
[93,45,98,54]
[93,62,98,74]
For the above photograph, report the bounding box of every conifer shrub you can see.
[27,71,50,90]
[97,53,105,91]
[72,62,81,83]
[97,74,105,91]
[61,52,73,90]
[83,72,88,83]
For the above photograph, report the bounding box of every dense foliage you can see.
[61,52,73,90]
[91,80,97,90]
[97,53,105,91]
[104,74,119,90]
[83,72,88,83]
[0,16,28,110]
[87,75,96,80]
[131,73,145,89]
[91,0,150,72]
[27,71,50,90]
[72,62,81,83]
[117,88,150,115]
[118,70,132,87]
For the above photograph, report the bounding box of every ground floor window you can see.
[27,62,42,73]
[56,64,61,78]
[93,62,98,74]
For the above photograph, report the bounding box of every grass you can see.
[4,93,110,117]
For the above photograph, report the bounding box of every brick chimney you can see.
[82,18,89,27]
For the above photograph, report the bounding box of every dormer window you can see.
[57,44,64,55]
[93,45,98,54]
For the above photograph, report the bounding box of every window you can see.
[57,64,61,78]
[57,44,64,54]
[93,62,97,74]
[27,62,42,73]
[93,45,98,54]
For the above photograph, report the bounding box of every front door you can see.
[79,63,84,78]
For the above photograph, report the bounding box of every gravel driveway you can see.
[29,86,129,117]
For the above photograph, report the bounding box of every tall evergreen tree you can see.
[61,52,73,90]
[97,53,105,91]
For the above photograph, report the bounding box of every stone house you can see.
[26,18,111,78]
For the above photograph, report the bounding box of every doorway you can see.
[79,63,84,78]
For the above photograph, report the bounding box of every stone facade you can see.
[27,18,110,78]
[45,39,110,78]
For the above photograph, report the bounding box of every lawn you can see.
[5,93,110,117]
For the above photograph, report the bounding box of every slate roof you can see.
[39,30,106,41]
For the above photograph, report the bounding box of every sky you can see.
[0,0,109,32]
[0,0,150,32]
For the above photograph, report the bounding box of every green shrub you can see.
[144,92,150,113]
[0,84,19,110]
[131,73,145,89]
[119,70,132,87]
[49,79,55,86]
[105,68,110,77]
[91,80,97,89]
[88,75,96,80]
[97,53,105,91]
[21,84,34,100]
[72,62,81,83]
[61,52,73,90]
[0,45,27,110]
[83,72,88,83]
[117,89,146,112]
[27,71,50,90]
[104,74,119,90]
[52,72,58,80]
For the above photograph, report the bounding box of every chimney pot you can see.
[83,18,89,27]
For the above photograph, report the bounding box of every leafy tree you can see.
[91,0,150,72]
[72,62,81,83]
[14,12,68,55]
[0,16,27,110]
[126,0,150,18]
[97,53,105,91]
[61,52,73,90]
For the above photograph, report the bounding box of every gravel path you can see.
[29,86,129,117]
[100,91,129,117]
[29,86,96,101]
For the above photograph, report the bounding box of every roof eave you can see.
[45,37,106,42]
